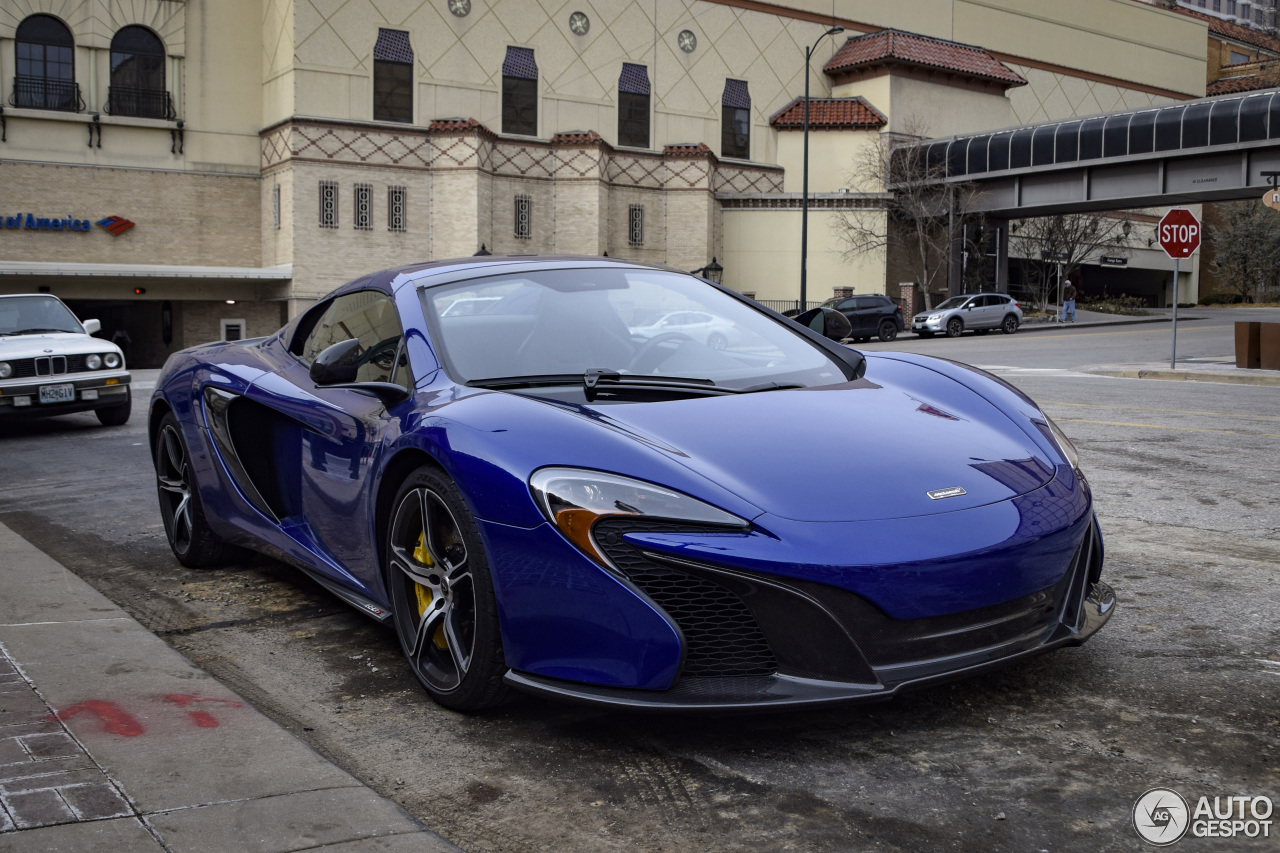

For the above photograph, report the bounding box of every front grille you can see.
[594,519,778,677]
[5,355,103,378]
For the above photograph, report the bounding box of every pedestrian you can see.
[1061,279,1077,323]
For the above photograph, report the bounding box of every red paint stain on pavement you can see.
[161,694,244,728]
[51,700,145,737]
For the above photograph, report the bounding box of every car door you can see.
[849,298,878,337]
[244,290,413,587]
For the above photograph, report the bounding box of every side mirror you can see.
[309,338,411,405]
[83,319,101,335]
[310,339,361,386]
[793,306,853,341]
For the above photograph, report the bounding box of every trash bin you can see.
[1235,321,1261,369]
[1261,322,1280,371]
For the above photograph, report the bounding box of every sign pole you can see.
[1056,262,1063,323]
[1171,258,1179,369]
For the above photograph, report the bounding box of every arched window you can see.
[13,15,80,112]
[109,26,170,118]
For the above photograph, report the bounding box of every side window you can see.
[853,297,875,310]
[296,291,411,387]
[837,298,857,310]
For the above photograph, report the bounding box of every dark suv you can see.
[821,294,904,342]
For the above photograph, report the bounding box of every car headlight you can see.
[0,362,10,380]
[928,314,943,321]
[530,467,748,567]
[103,352,121,369]
[1045,415,1080,470]
[86,354,102,370]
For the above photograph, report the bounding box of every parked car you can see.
[150,257,1112,712]
[0,294,131,425]
[821,293,904,342]
[630,310,742,350]
[913,293,1022,338]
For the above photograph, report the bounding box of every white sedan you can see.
[630,310,742,350]
[0,294,132,425]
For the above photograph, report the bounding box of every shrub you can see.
[1079,295,1150,316]
[1198,292,1245,305]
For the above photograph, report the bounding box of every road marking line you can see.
[1043,402,1280,421]
[1057,417,1280,438]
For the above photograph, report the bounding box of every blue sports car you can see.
[149,257,1114,712]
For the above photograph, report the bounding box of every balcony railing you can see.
[106,86,175,120]
[9,76,84,113]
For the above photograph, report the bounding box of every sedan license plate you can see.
[39,383,75,404]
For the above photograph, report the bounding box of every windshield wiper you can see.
[2,328,72,336]
[467,370,803,401]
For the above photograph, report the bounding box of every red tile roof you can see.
[824,29,1026,88]
[1208,75,1280,95]
[551,130,604,144]
[769,96,886,130]
[428,117,485,133]
[1170,6,1280,55]
[662,142,715,157]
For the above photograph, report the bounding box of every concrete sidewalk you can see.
[0,522,460,853]
[1017,306,1186,332]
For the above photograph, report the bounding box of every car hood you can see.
[565,356,1056,523]
[0,332,119,359]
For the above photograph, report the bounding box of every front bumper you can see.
[506,581,1115,711]
[502,509,1115,711]
[912,316,945,332]
[0,372,131,416]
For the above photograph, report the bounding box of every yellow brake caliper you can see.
[413,532,449,650]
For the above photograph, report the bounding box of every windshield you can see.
[421,268,847,391]
[934,296,972,310]
[0,296,83,335]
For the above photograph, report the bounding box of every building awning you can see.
[0,261,294,280]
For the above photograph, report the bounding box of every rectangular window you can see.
[618,63,651,148]
[354,183,372,230]
[502,47,539,136]
[628,204,644,246]
[373,30,414,123]
[319,181,338,228]
[388,186,407,232]
[721,79,751,160]
[220,319,246,342]
[514,194,532,239]
[272,184,281,231]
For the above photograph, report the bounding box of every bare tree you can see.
[1208,201,1280,302]
[830,120,985,310]
[1009,214,1135,312]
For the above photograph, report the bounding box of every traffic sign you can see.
[1263,187,1280,211]
[1157,208,1201,259]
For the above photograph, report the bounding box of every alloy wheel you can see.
[156,424,194,554]
[388,487,477,693]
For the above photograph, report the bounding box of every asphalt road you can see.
[1,309,1277,852]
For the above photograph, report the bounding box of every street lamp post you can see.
[800,25,844,313]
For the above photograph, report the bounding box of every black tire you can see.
[706,332,728,351]
[95,389,131,426]
[1002,314,1020,334]
[155,412,236,568]
[945,317,964,338]
[385,466,510,711]
[877,320,898,342]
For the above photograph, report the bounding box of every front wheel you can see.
[877,320,898,342]
[386,466,510,711]
[706,332,728,351]
[1002,314,1020,334]
[946,317,964,338]
[96,390,131,426]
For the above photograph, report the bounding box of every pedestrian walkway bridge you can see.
[907,88,1280,217]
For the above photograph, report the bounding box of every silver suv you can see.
[912,293,1023,338]
[0,294,132,425]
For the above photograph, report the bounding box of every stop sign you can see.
[1158,208,1201,259]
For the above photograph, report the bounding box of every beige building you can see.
[0,0,1208,362]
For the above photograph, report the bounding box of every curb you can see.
[1017,316,1197,333]
[1083,366,1280,387]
